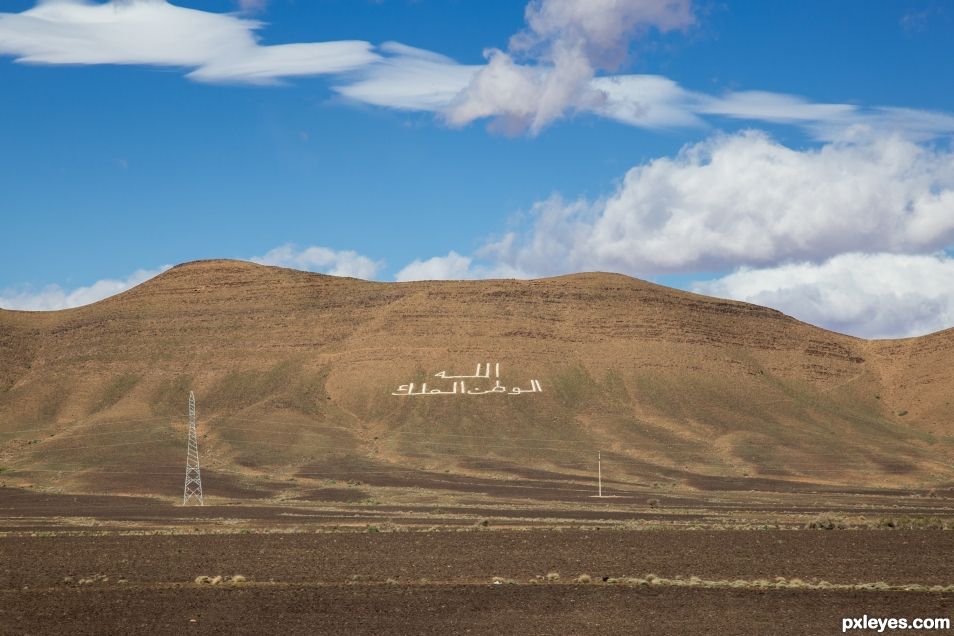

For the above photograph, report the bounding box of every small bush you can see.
[806,515,846,530]
[577,574,592,584]
[546,571,560,582]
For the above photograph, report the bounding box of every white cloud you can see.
[3,2,952,140]
[335,42,478,112]
[338,58,954,140]
[252,244,382,280]
[590,74,704,129]
[697,90,857,125]
[0,266,169,311]
[394,250,529,281]
[0,0,377,84]
[483,131,954,276]
[446,0,694,134]
[0,244,382,311]
[695,253,954,339]
[395,251,475,281]
[514,0,694,67]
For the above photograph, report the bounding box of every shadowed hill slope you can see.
[1,259,952,496]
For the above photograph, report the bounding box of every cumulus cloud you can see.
[482,131,954,276]
[0,0,377,84]
[695,253,954,339]
[445,0,694,134]
[252,244,382,280]
[0,266,169,311]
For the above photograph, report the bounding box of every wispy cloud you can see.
[340,56,954,141]
[2,2,953,140]
[0,0,376,84]
[335,42,479,111]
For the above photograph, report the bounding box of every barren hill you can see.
[1,259,953,497]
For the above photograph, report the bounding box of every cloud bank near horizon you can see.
[0,244,382,312]
[695,253,954,339]
[393,128,954,338]
[0,266,171,312]
[251,244,382,280]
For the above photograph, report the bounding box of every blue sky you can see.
[1,0,953,338]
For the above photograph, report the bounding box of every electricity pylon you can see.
[182,390,203,505]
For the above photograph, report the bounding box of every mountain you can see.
[1,259,952,498]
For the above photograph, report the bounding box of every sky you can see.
[1,0,953,339]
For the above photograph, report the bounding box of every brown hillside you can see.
[1,259,952,496]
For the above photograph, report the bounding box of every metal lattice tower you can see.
[182,391,203,505]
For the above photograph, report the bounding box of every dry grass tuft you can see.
[577,574,592,584]
[806,515,846,530]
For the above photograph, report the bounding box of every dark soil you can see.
[5,530,954,589]
[5,528,954,634]
[3,585,952,635]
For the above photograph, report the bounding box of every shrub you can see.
[806,515,846,530]
[546,572,560,582]
[577,574,592,584]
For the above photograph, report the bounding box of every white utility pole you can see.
[598,451,603,497]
